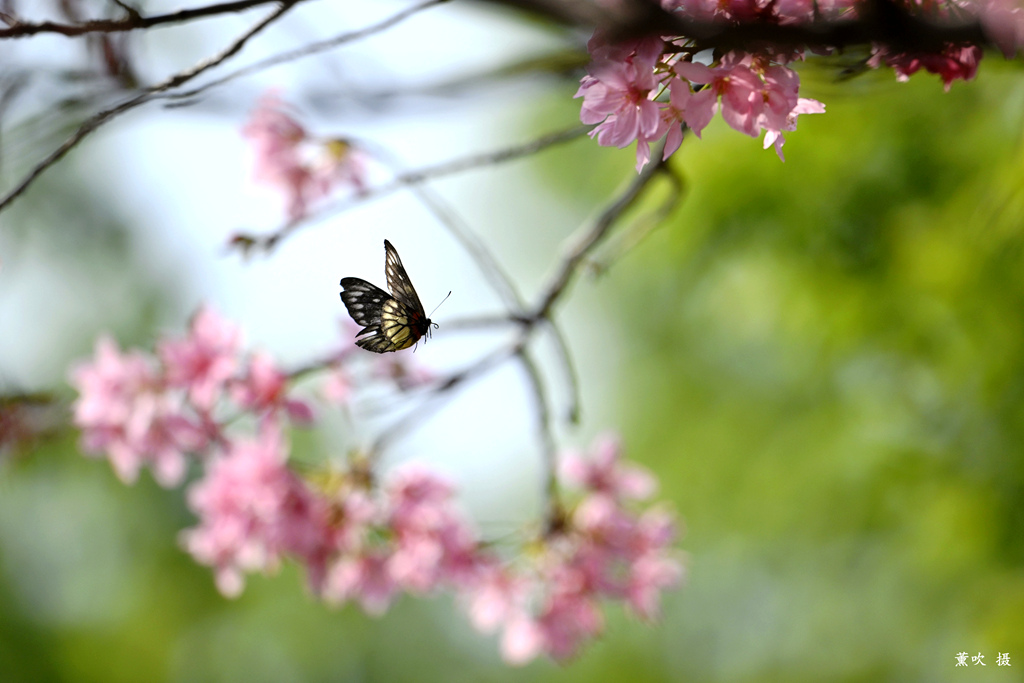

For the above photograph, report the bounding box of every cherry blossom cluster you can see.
[577,0,1024,168]
[68,309,683,664]
[243,93,369,222]
[481,434,684,664]
[182,429,682,665]
[68,307,424,487]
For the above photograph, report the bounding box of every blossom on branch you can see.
[69,314,680,665]
[243,93,368,222]
[578,0,1019,167]
[70,336,202,487]
[481,434,684,664]
[182,425,334,597]
[70,306,326,486]
[158,306,241,412]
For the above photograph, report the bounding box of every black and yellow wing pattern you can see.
[339,240,434,353]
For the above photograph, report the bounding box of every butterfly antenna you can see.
[428,291,452,321]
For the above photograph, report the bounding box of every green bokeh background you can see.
[2,47,1024,683]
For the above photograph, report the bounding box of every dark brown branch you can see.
[534,141,669,321]
[0,0,307,38]
[163,0,448,104]
[478,0,995,54]
[0,0,299,214]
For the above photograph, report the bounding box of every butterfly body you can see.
[340,240,434,353]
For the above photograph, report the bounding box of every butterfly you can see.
[339,240,437,353]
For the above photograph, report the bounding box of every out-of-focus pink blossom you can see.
[871,44,983,91]
[981,0,1024,58]
[243,93,369,222]
[70,336,202,486]
[324,551,401,616]
[476,434,683,665]
[500,612,547,665]
[463,565,527,633]
[561,432,656,500]
[71,336,151,429]
[321,366,353,406]
[531,591,606,662]
[158,306,241,412]
[182,426,333,597]
[232,351,314,424]
[384,466,488,592]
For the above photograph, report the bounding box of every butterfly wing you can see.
[339,277,390,329]
[339,277,394,351]
[383,240,426,315]
[380,298,430,351]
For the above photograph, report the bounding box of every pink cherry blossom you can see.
[530,590,605,662]
[980,0,1024,58]
[71,336,151,429]
[384,466,489,592]
[500,612,547,665]
[323,551,401,616]
[320,365,353,406]
[576,36,667,149]
[479,434,682,665]
[676,57,765,137]
[182,426,333,597]
[762,96,826,161]
[232,351,314,423]
[561,432,657,500]
[756,64,801,133]
[659,77,698,159]
[626,552,683,620]
[243,93,369,222]
[70,336,201,486]
[158,306,241,412]
[462,565,528,633]
[243,93,319,222]
[871,44,983,91]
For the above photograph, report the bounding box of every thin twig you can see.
[361,140,528,314]
[163,0,448,105]
[587,154,685,276]
[440,314,528,331]
[0,0,303,38]
[543,319,581,424]
[0,0,299,215]
[515,348,563,532]
[534,141,669,320]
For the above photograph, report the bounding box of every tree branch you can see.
[478,0,994,53]
[0,0,300,215]
[516,348,564,532]
[237,124,590,252]
[0,0,307,38]
[534,141,669,321]
[163,0,448,105]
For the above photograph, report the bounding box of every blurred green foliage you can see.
[604,60,1024,682]
[3,52,1024,683]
